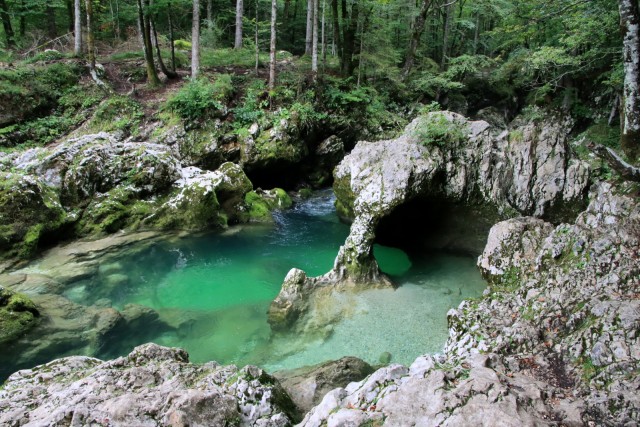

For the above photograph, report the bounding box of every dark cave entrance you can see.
[374,196,498,260]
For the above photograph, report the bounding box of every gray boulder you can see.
[0,343,296,427]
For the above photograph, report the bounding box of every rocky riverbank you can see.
[1,110,637,426]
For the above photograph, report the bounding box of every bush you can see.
[416,112,468,147]
[91,96,144,133]
[165,78,226,124]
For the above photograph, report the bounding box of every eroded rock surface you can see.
[0,133,258,257]
[269,112,590,331]
[0,343,296,427]
[300,182,639,426]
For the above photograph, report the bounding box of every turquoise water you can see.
[64,190,486,370]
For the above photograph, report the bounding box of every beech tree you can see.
[235,0,243,49]
[618,0,640,160]
[192,0,200,78]
[268,0,276,89]
[74,0,81,55]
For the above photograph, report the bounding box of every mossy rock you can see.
[0,287,40,345]
[244,188,293,222]
[332,173,355,221]
[0,173,68,259]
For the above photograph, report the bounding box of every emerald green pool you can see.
[63,190,486,370]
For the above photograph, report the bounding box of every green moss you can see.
[333,174,355,221]
[245,191,272,222]
[244,188,292,222]
[0,288,40,345]
[88,96,144,135]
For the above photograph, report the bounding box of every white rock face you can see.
[0,343,295,427]
[331,112,590,283]
[298,183,639,426]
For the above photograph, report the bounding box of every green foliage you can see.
[173,39,192,50]
[25,50,68,63]
[232,78,268,126]
[90,96,144,134]
[165,78,227,124]
[416,113,468,148]
[201,48,269,68]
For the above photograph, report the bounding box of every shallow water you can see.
[54,190,487,370]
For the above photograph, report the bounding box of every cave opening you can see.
[374,196,497,263]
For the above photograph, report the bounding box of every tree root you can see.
[589,142,640,182]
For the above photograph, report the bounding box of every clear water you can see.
[62,190,486,370]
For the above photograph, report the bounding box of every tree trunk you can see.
[138,0,160,85]
[168,1,176,71]
[207,0,212,24]
[305,0,313,55]
[192,0,200,79]
[86,0,96,70]
[321,0,326,68]
[66,0,73,33]
[269,0,276,90]
[619,0,640,160]
[401,0,433,79]
[311,0,318,75]
[46,5,57,40]
[341,0,358,76]
[19,0,25,37]
[331,0,340,59]
[0,0,15,48]
[234,0,243,49]
[440,0,452,71]
[74,0,82,55]
[152,18,178,78]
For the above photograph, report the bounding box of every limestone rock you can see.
[300,182,640,426]
[329,112,590,285]
[0,343,296,427]
[274,357,374,416]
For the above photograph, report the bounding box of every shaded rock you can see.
[0,172,68,258]
[0,343,296,427]
[0,287,40,345]
[274,357,375,416]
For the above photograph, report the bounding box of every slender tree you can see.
[85,0,96,70]
[192,0,201,78]
[440,0,453,70]
[74,0,82,55]
[402,0,433,79]
[311,0,318,75]
[269,0,276,89]
[235,0,243,48]
[168,1,176,71]
[0,0,15,48]
[137,0,161,85]
[46,4,57,39]
[305,0,313,54]
[618,0,640,159]
[152,18,178,78]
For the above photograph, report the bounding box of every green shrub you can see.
[416,112,468,147]
[165,78,226,124]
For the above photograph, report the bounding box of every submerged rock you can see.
[0,343,296,426]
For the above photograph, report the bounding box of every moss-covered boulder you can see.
[149,163,252,230]
[0,287,40,345]
[0,173,68,258]
[244,188,293,222]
